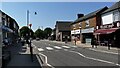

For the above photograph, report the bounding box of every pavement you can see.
[2,42,41,68]
[32,40,120,67]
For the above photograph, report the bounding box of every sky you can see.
[1,2,115,31]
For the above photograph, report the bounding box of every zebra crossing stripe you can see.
[38,48,44,51]
[46,47,54,50]
[54,46,62,49]
[62,46,70,48]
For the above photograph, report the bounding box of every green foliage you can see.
[34,29,44,39]
[44,27,52,39]
[20,26,34,38]
[34,27,52,39]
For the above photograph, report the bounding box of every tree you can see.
[44,27,52,39]
[34,29,44,39]
[20,26,34,38]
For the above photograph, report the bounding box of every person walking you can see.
[91,38,94,48]
[94,38,97,48]
[108,39,111,50]
[65,36,68,44]
[74,37,77,45]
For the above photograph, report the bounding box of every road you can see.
[32,40,119,67]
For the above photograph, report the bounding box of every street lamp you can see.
[26,10,37,62]
[29,23,33,62]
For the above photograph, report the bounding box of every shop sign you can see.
[71,29,80,34]
[100,24,113,29]
[81,27,94,33]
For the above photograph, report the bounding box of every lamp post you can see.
[26,10,37,62]
[29,24,33,62]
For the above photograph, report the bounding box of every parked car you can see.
[36,38,40,41]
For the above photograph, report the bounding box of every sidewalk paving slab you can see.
[3,42,42,68]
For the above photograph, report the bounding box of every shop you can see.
[71,29,81,44]
[94,27,119,47]
[95,1,120,47]
[81,27,94,44]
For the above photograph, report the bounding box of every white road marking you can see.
[38,48,44,51]
[67,50,120,66]
[62,46,70,48]
[69,51,86,57]
[46,47,54,50]
[39,53,54,68]
[54,46,62,49]
[89,48,118,55]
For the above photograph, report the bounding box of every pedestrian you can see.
[94,38,97,48]
[74,37,77,45]
[65,36,68,44]
[108,39,111,50]
[91,38,94,48]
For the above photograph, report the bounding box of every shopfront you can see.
[71,29,81,44]
[81,27,94,44]
[94,27,119,47]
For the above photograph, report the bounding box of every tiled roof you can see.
[72,6,108,24]
[102,1,120,14]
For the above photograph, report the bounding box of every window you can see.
[85,20,89,27]
[113,11,119,22]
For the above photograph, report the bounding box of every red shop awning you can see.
[94,28,118,35]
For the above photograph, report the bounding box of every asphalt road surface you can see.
[32,40,119,68]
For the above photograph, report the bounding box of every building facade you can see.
[71,14,84,44]
[94,1,120,47]
[0,10,19,45]
[71,7,108,45]
[0,10,19,67]
[55,21,72,42]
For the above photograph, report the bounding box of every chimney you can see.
[77,14,84,18]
